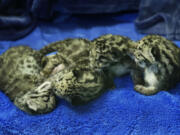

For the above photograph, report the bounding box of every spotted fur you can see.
[0,46,56,114]
[130,35,180,95]
[90,34,136,78]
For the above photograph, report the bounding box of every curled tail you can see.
[39,41,63,55]
[39,38,90,56]
[39,39,74,55]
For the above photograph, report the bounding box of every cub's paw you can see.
[134,84,159,96]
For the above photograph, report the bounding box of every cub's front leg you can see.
[131,67,160,95]
[41,54,65,77]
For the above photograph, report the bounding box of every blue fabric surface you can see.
[0,13,180,135]
[135,0,180,40]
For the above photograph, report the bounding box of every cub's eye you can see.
[138,61,146,68]
[151,47,157,55]
[139,61,143,65]
[136,53,142,58]
[137,53,141,57]
[72,70,79,77]
[99,56,107,62]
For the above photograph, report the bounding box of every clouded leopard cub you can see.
[90,34,136,78]
[39,38,93,77]
[129,35,180,95]
[39,38,113,105]
[0,46,56,114]
[36,67,110,105]
[40,34,136,76]
[38,35,136,105]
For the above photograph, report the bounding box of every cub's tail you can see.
[39,40,63,55]
[39,39,75,55]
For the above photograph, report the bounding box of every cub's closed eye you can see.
[99,56,107,62]
[73,70,79,77]
[137,53,141,57]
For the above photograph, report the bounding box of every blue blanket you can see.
[0,13,180,135]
